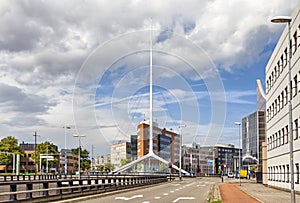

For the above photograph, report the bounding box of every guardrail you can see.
[0,174,169,202]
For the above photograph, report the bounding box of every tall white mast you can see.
[112,21,188,175]
[149,19,153,154]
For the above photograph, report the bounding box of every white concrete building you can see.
[266,2,300,192]
[110,141,131,170]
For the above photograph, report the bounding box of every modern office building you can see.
[256,79,266,111]
[130,135,138,160]
[242,111,266,173]
[137,121,180,168]
[266,2,300,192]
[214,144,241,175]
[198,146,215,174]
[110,141,131,170]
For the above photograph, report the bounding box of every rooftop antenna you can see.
[113,19,188,175]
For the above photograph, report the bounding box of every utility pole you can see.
[33,131,38,174]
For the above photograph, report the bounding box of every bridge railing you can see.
[0,174,168,202]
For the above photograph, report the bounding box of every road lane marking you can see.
[115,194,143,200]
[154,197,161,199]
[172,197,195,202]
[163,193,168,196]
[170,190,175,193]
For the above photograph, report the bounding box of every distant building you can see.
[242,111,266,173]
[137,121,180,171]
[60,149,78,174]
[256,79,266,111]
[214,144,241,175]
[92,154,111,170]
[182,143,215,175]
[198,146,215,174]
[110,141,131,170]
[182,144,201,174]
[130,135,138,160]
[19,143,36,173]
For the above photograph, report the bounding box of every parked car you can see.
[227,172,234,178]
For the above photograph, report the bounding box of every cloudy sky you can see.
[0,0,297,156]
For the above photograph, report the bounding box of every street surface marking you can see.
[197,184,206,187]
[170,190,175,193]
[154,197,161,199]
[141,202,150,203]
[163,193,168,196]
[172,197,195,202]
[115,194,143,200]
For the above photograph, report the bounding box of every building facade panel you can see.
[266,1,300,192]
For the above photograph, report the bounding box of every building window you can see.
[282,128,285,145]
[296,163,299,184]
[276,166,279,181]
[285,125,289,144]
[275,132,278,148]
[294,75,298,97]
[294,119,299,140]
[274,100,278,115]
[293,31,298,54]
[283,165,286,182]
[279,165,282,182]
[278,60,282,73]
[287,164,290,183]
[285,87,288,105]
[281,91,284,109]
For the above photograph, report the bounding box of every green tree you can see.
[0,136,23,173]
[32,141,59,173]
[104,162,114,172]
[120,158,132,167]
[72,147,91,171]
[98,164,105,172]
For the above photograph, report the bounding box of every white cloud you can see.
[0,0,297,154]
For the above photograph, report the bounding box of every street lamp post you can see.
[271,16,295,203]
[73,134,85,179]
[178,125,186,181]
[234,122,241,186]
[33,131,38,174]
[63,126,71,175]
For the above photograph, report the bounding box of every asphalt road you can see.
[76,177,218,203]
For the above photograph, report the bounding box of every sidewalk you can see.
[219,179,300,203]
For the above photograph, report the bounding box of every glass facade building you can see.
[242,111,266,172]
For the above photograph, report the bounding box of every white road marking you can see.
[172,197,195,202]
[163,193,168,196]
[154,197,161,199]
[115,194,143,200]
[197,184,206,187]
[141,202,150,203]
[170,190,175,193]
